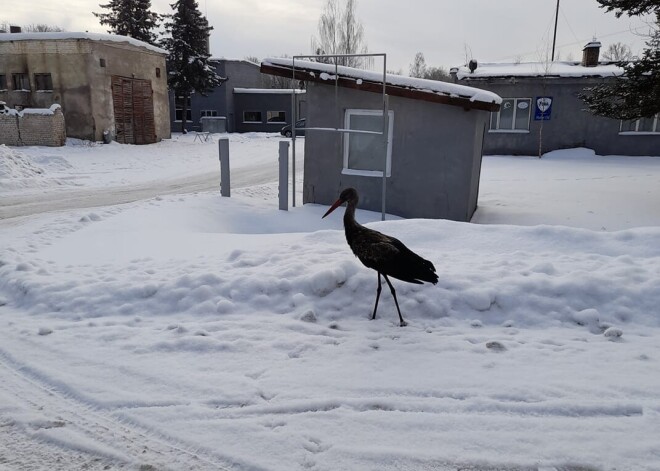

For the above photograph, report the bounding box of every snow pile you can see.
[0,145,45,189]
[0,145,76,191]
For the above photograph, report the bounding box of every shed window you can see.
[34,73,53,91]
[0,75,6,90]
[267,111,286,123]
[174,96,192,122]
[12,73,30,91]
[243,111,262,123]
[490,98,531,132]
[100,58,106,67]
[620,114,659,134]
[156,67,161,78]
[342,109,394,178]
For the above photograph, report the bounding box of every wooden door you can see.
[111,76,156,144]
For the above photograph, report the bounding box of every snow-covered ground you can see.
[1,134,660,471]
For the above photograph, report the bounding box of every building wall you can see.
[233,92,301,133]
[303,82,489,221]
[88,42,170,142]
[462,77,659,156]
[169,59,278,133]
[0,37,169,142]
[0,106,66,146]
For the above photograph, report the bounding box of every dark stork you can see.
[322,188,438,326]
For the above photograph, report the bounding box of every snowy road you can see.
[0,163,278,220]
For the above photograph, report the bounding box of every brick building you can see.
[0,31,170,144]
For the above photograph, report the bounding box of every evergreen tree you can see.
[94,0,161,45]
[580,0,660,119]
[161,0,224,133]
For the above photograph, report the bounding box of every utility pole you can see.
[551,0,560,61]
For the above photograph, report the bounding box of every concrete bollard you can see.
[279,141,289,211]
[219,138,230,197]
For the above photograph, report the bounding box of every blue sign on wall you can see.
[535,96,553,120]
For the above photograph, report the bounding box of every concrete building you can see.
[453,42,659,157]
[261,58,502,222]
[0,31,170,144]
[170,58,298,133]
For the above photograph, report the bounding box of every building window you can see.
[342,109,394,178]
[0,75,6,90]
[267,111,286,123]
[175,96,192,122]
[243,111,262,123]
[34,73,53,91]
[200,110,218,118]
[490,98,531,132]
[100,58,106,68]
[12,73,30,91]
[156,67,161,78]
[620,114,659,134]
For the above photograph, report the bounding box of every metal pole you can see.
[291,60,297,207]
[381,57,388,221]
[219,137,230,197]
[551,0,560,61]
[279,141,289,210]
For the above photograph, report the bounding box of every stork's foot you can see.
[399,320,408,327]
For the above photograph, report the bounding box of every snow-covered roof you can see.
[261,57,501,111]
[210,57,260,66]
[234,88,305,94]
[0,32,167,55]
[456,61,624,80]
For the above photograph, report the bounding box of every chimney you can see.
[449,67,459,83]
[582,40,601,67]
[9,25,22,34]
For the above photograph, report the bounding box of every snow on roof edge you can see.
[455,61,624,80]
[234,88,305,94]
[262,57,502,106]
[0,32,167,55]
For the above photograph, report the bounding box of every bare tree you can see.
[23,24,65,32]
[409,52,427,78]
[601,42,633,61]
[311,0,370,68]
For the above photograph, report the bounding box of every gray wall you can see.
[233,92,303,133]
[169,59,270,133]
[303,82,489,221]
[462,77,659,157]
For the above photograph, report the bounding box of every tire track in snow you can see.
[0,347,239,471]
[0,162,279,221]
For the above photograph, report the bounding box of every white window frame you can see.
[243,110,262,123]
[342,109,394,178]
[200,110,218,119]
[489,97,532,133]
[619,114,660,135]
[267,110,286,123]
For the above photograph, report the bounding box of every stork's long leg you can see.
[383,274,407,327]
[371,272,382,320]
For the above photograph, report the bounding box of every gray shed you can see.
[261,58,501,221]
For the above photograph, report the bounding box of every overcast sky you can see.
[5,0,654,72]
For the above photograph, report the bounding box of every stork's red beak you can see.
[322,198,344,218]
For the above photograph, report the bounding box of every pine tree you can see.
[161,0,224,133]
[580,0,660,119]
[94,0,161,45]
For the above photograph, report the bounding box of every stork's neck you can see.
[343,199,362,241]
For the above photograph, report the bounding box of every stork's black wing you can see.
[349,226,438,285]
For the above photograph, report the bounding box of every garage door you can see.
[112,76,156,145]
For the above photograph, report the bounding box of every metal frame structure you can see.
[289,53,389,220]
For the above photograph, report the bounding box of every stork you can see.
[322,188,438,326]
